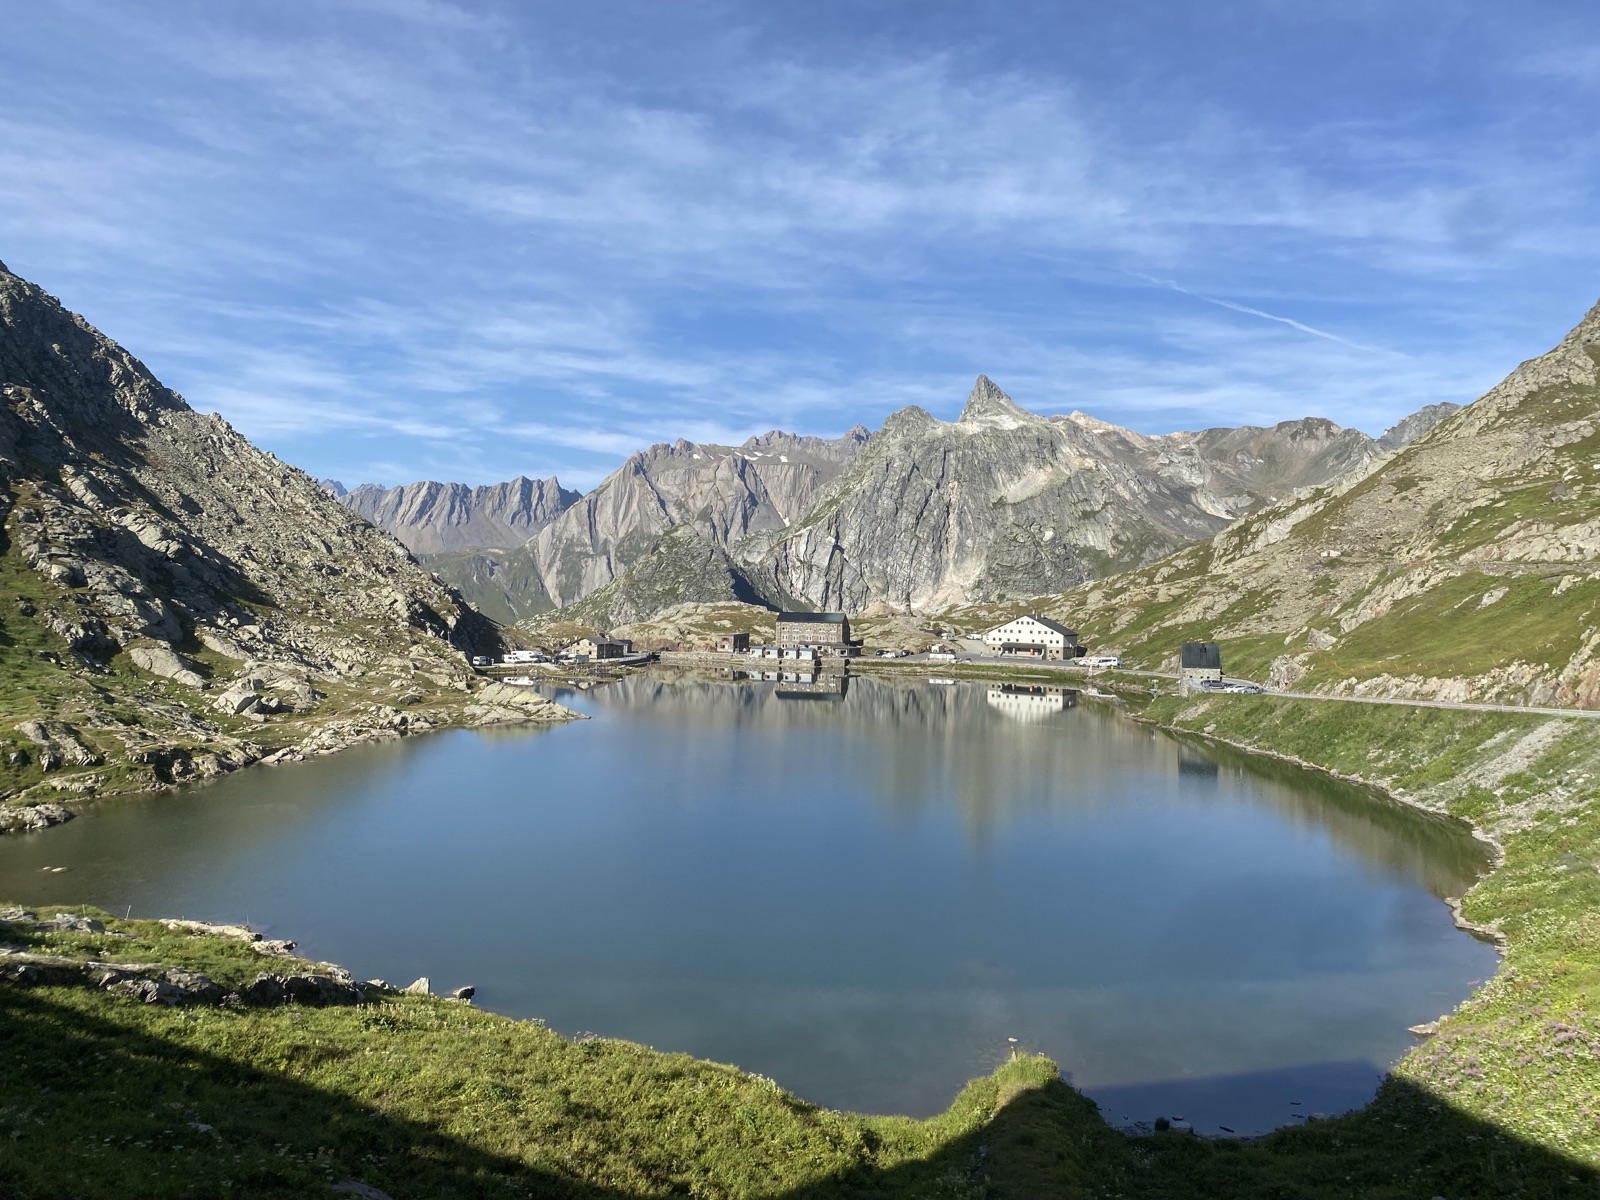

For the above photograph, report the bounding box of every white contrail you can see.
[1129,271,1401,357]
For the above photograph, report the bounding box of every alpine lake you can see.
[0,670,1498,1135]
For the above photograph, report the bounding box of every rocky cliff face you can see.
[749,376,1409,613]
[517,427,867,609]
[336,475,579,555]
[537,525,776,630]
[425,376,1444,623]
[0,261,566,807]
[1027,297,1600,708]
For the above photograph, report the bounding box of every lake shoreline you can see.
[1,678,584,834]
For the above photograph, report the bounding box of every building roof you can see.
[987,614,1077,639]
[777,611,848,624]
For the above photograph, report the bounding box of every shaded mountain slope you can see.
[0,261,563,805]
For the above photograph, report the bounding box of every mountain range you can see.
[984,296,1600,707]
[333,378,1455,626]
[3,250,1597,809]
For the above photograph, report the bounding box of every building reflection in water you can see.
[719,665,851,701]
[985,683,1078,723]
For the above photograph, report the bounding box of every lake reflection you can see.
[0,674,1496,1132]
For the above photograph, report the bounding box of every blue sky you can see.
[3,1,1597,489]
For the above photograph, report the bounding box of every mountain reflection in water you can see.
[0,673,1495,1130]
[565,674,1488,900]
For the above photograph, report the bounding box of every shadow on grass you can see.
[782,1073,1600,1200]
[0,988,619,1200]
[2,986,1596,1200]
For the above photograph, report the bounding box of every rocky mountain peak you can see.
[957,375,1037,429]
[1376,403,1461,451]
[880,405,941,437]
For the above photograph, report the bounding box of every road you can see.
[884,645,1600,721]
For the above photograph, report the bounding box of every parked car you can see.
[1223,682,1266,694]
[1081,655,1121,668]
[470,655,493,667]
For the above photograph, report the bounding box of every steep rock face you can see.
[0,261,513,801]
[1377,402,1461,451]
[523,427,867,608]
[751,376,1399,613]
[337,475,579,555]
[537,525,776,630]
[1043,297,1600,707]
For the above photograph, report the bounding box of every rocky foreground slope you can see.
[1005,296,1600,707]
[0,261,571,814]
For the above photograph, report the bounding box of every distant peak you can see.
[318,478,348,497]
[880,405,940,437]
[957,376,1037,427]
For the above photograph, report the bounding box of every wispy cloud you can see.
[1,3,1596,487]
[1124,272,1403,356]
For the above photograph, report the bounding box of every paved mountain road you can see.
[899,647,1600,721]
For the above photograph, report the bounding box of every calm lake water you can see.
[0,673,1497,1133]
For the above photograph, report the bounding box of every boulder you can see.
[46,912,106,933]
[401,976,431,996]
[94,965,226,1006]
[240,970,364,1007]
[0,954,85,988]
[214,682,261,716]
[0,803,75,834]
[448,985,476,1001]
[196,627,248,659]
[14,721,100,769]
[127,645,207,689]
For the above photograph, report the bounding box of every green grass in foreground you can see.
[6,694,1600,1197]
[3,904,1598,1199]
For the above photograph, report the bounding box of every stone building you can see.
[775,611,855,656]
[571,635,633,661]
